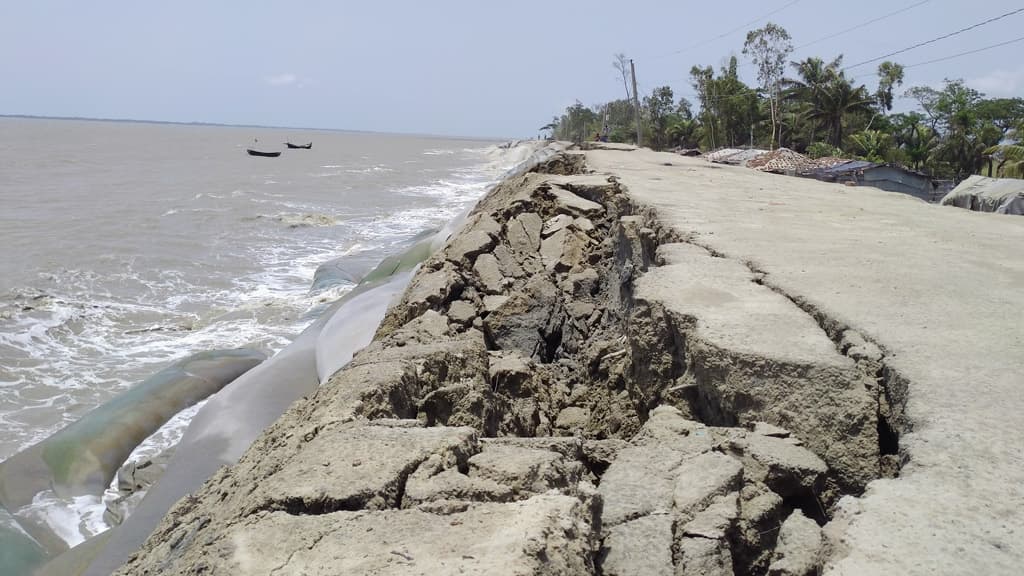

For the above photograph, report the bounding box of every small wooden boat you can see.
[285,142,312,149]
[247,149,281,157]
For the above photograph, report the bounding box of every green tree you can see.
[783,56,843,147]
[553,101,599,143]
[890,112,937,171]
[643,86,675,148]
[905,85,943,131]
[982,144,1024,178]
[810,73,875,148]
[539,116,559,138]
[598,99,638,143]
[849,129,894,163]
[743,23,793,150]
[676,96,694,121]
[690,58,760,149]
[875,61,905,113]
[908,79,998,181]
[975,98,1024,138]
[690,65,719,149]
[666,116,699,149]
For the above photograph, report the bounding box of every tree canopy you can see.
[543,28,1024,181]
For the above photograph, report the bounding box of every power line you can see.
[640,4,1023,109]
[684,32,1024,107]
[649,0,933,91]
[652,0,801,60]
[902,34,1024,70]
[843,6,1024,70]
[794,0,932,51]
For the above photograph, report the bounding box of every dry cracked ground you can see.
[115,150,904,576]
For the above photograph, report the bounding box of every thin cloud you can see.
[968,69,1024,98]
[264,73,298,87]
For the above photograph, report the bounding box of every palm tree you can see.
[782,56,842,145]
[933,104,988,181]
[807,73,875,148]
[666,117,697,149]
[849,130,894,163]
[875,61,905,113]
[901,122,937,172]
[983,144,1024,178]
[539,117,559,139]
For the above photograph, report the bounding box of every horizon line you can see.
[0,113,511,142]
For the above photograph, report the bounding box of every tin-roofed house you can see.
[801,160,941,202]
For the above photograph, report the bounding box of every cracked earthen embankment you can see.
[110,146,1023,575]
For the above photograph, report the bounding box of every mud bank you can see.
[110,147,1022,575]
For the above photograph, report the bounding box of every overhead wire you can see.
[635,4,1024,115]
[843,6,1024,70]
[793,0,933,51]
[902,34,1024,70]
[651,0,802,60]
[851,32,1024,79]
[678,30,1024,109]
[649,0,934,92]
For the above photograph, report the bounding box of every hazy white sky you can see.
[2,0,1021,138]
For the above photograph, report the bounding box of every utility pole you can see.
[630,59,642,147]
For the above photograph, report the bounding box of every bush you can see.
[806,142,843,159]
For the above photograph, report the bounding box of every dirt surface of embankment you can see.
[113,146,1023,575]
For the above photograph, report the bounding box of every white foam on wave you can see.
[371,144,537,241]
[0,266,291,455]
[229,242,370,338]
[310,170,341,178]
[19,491,108,547]
[344,165,393,174]
[270,212,339,228]
[0,137,547,543]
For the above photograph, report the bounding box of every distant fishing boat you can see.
[285,142,312,149]
[247,149,281,157]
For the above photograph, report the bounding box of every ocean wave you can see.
[19,491,108,547]
[254,213,339,228]
[0,135,548,539]
[0,268,290,458]
[343,165,393,174]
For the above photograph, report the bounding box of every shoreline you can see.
[0,137,546,575]
[74,145,1023,574]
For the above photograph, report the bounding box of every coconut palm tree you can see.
[983,144,1024,178]
[666,116,697,149]
[807,73,876,148]
[782,56,842,146]
[539,117,559,139]
[849,130,894,163]
[875,61,905,113]
[899,120,938,172]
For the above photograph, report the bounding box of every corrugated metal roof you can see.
[820,160,877,174]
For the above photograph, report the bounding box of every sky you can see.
[1,0,1022,139]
